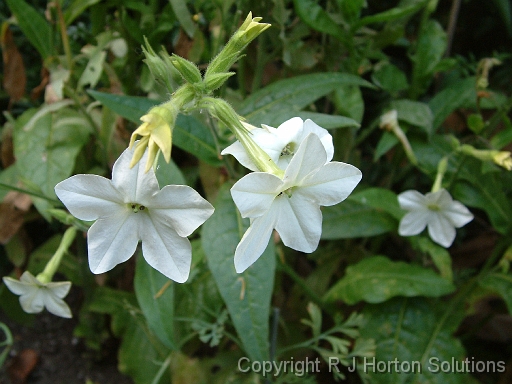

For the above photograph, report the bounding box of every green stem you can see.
[0,182,60,204]
[56,0,73,71]
[431,156,448,193]
[37,226,77,283]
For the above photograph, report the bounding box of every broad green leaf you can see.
[87,287,171,384]
[492,0,512,36]
[410,237,453,282]
[238,73,374,127]
[352,0,427,30]
[337,0,365,24]
[374,131,399,161]
[359,297,470,384]
[5,0,53,59]
[391,99,433,135]
[348,188,403,220]
[64,0,102,25]
[134,255,177,350]
[88,91,221,165]
[155,152,186,187]
[293,0,346,41]
[322,198,397,239]
[169,0,197,38]
[291,112,359,129]
[410,20,447,99]
[13,104,92,199]
[428,77,476,131]
[333,85,365,123]
[324,256,455,304]
[201,185,275,362]
[372,63,409,93]
[479,272,512,314]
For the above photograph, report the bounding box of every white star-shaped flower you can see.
[231,133,362,272]
[398,189,474,247]
[221,117,334,171]
[3,272,72,318]
[54,146,214,283]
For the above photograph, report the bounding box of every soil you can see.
[0,287,133,384]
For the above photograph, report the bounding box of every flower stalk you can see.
[37,226,77,284]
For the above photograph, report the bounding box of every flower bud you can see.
[492,151,512,171]
[170,54,202,85]
[141,37,178,92]
[204,72,235,92]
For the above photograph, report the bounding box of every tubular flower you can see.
[222,117,333,171]
[398,189,474,248]
[3,272,72,318]
[231,134,361,273]
[129,105,176,172]
[55,145,214,283]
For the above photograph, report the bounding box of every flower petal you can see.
[427,214,456,247]
[139,214,192,283]
[148,185,214,237]
[398,190,427,210]
[3,276,30,295]
[43,287,72,318]
[231,172,283,218]
[46,281,72,299]
[221,141,258,171]
[284,134,326,186]
[302,119,334,162]
[234,210,278,273]
[55,174,123,221]
[19,289,45,314]
[87,209,139,274]
[299,162,362,206]
[112,145,160,204]
[444,200,474,228]
[274,194,322,253]
[398,211,430,236]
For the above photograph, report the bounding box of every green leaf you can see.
[293,0,346,41]
[359,297,470,384]
[87,91,221,165]
[64,0,102,25]
[238,73,374,127]
[372,63,409,93]
[5,0,53,59]
[134,255,177,350]
[201,185,275,362]
[324,256,455,304]
[410,237,453,282]
[155,152,186,187]
[169,0,197,38]
[428,77,476,131]
[348,188,403,220]
[322,197,397,239]
[479,272,512,314]
[410,20,447,99]
[352,0,427,30]
[391,99,433,135]
[13,104,92,199]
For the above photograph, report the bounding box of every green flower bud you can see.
[203,72,235,92]
[170,54,202,85]
[141,37,177,92]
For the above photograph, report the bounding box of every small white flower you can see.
[221,117,334,171]
[54,146,214,283]
[231,133,362,273]
[398,189,474,248]
[3,272,72,318]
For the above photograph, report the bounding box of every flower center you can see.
[280,142,296,156]
[427,203,440,211]
[129,203,146,213]
[277,187,293,198]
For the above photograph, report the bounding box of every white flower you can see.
[398,189,474,247]
[231,133,362,272]
[221,117,334,171]
[3,272,72,318]
[54,146,214,283]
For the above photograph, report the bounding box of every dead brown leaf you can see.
[7,349,39,384]
[1,23,27,106]
[0,191,32,244]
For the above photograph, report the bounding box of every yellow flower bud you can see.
[492,151,512,171]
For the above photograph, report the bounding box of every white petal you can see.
[398,190,427,211]
[284,134,327,185]
[19,289,45,314]
[302,119,334,162]
[398,211,430,236]
[273,117,303,144]
[139,214,192,283]
[148,185,214,237]
[43,287,72,318]
[443,200,474,228]
[299,162,362,206]
[46,281,72,299]
[231,173,283,218]
[55,174,123,221]
[234,210,278,273]
[112,146,160,204]
[3,276,30,295]
[428,214,456,247]
[274,194,322,253]
[221,141,259,171]
[87,209,139,274]
[426,188,452,207]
